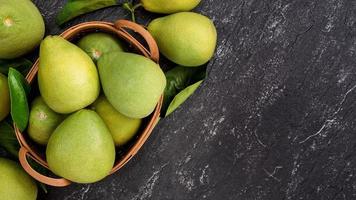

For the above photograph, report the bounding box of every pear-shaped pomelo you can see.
[0,73,10,121]
[38,36,100,114]
[28,97,65,145]
[78,33,125,63]
[148,12,217,67]
[98,52,166,118]
[46,109,115,183]
[0,0,45,59]
[141,0,201,14]
[92,96,142,146]
[0,158,38,200]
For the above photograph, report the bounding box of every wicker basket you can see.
[14,20,162,187]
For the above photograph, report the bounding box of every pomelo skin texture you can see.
[38,36,100,114]
[78,33,125,63]
[0,73,10,121]
[0,0,45,59]
[148,12,217,67]
[0,158,38,200]
[92,96,142,146]
[46,109,115,183]
[141,0,201,14]
[28,97,65,145]
[98,52,166,118]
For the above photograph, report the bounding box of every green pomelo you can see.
[0,158,38,200]
[148,12,217,67]
[38,36,100,114]
[78,33,125,63]
[0,73,10,121]
[142,0,201,14]
[0,0,45,59]
[28,97,65,145]
[92,96,142,146]
[98,52,166,118]
[46,109,115,183]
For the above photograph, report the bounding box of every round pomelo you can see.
[0,0,45,59]
[28,97,65,145]
[0,158,38,200]
[38,36,100,114]
[92,96,142,146]
[78,33,125,63]
[148,12,217,67]
[142,0,201,14]
[46,109,115,183]
[98,52,166,118]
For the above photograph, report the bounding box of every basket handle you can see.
[19,147,71,187]
[114,20,160,63]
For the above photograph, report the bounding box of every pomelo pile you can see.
[0,0,217,199]
[33,32,167,184]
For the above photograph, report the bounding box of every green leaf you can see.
[56,0,117,25]
[0,58,32,76]
[0,121,20,158]
[8,68,30,131]
[166,80,203,117]
[8,67,30,95]
[162,66,206,115]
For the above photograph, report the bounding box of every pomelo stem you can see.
[122,3,142,23]
[132,3,143,10]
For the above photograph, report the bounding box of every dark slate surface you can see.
[28,0,356,199]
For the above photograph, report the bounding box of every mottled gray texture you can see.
[28,0,356,199]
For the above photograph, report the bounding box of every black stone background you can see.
[13,0,356,199]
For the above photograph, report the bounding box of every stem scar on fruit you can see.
[93,49,102,60]
[3,17,14,27]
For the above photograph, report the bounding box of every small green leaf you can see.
[8,67,30,95]
[166,80,203,116]
[162,66,206,115]
[0,58,32,76]
[56,0,117,25]
[8,68,30,131]
[0,121,20,157]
